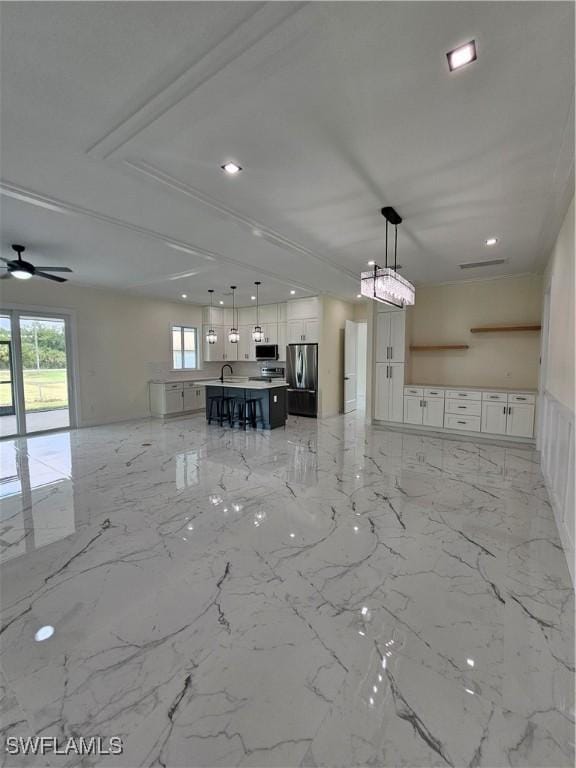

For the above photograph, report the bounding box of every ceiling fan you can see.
[0,244,73,282]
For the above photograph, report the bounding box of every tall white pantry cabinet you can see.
[374,306,406,422]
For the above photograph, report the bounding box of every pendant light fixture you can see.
[252,281,264,343]
[206,290,218,344]
[360,207,415,307]
[228,286,239,343]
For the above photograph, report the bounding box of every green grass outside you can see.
[0,368,68,411]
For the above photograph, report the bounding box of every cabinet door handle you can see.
[516,397,526,401]
[458,406,466,409]
[508,406,512,415]
[503,406,506,414]
[457,421,466,425]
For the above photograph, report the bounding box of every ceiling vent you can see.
[459,258,507,270]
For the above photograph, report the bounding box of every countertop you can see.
[199,380,288,390]
[405,384,537,394]
[150,377,215,384]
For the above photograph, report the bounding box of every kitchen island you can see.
[200,380,288,429]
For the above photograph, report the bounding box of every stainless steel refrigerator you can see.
[286,343,318,417]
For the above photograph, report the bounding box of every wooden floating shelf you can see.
[470,325,541,333]
[410,344,469,351]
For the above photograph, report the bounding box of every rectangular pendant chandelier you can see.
[361,266,415,307]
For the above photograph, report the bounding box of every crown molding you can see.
[86,3,306,160]
[0,179,324,294]
[123,158,359,283]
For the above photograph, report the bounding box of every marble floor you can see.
[0,413,573,767]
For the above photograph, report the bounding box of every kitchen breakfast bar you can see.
[200,380,288,430]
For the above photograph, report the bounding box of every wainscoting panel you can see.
[539,390,575,586]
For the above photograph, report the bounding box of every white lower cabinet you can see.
[150,381,206,417]
[481,402,508,435]
[164,387,184,414]
[375,363,404,422]
[403,394,444,427]
[399,386,535,440]
[183,384,206,412]
[404,395,422,424]
[423,397,444,427]
[506,404,535,438]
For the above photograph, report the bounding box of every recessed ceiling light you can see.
[34,625,55,642]
[221,162,242,175]
[290,290,296,295]
[367,260,375,266]
[181,293,187,299]
[251,295,256,300]
[447,40,477,72]
[357,294,362,299]
[252,228,262,237]
[485,237,498,247]
[219,300,224,305]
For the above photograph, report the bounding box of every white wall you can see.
[405,275,543,389]
[356,322,367,401]
[319,296,355,417]
[0,280,203,426]
[539,196,575,585]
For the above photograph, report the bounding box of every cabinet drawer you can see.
[482,392,508,402]
[446,399,481,416]
[445,389,481,401]
[164,382,183,391]
[404,386,423,396]
[183,381,199,389]
[509,393,535,404]
[444,413,481,432]
[424,388,444,398]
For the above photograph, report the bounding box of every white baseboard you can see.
[373,420,535,445]
[539,390,575,586]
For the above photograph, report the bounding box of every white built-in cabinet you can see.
[202,300,315,363]
[404,390,444,427]
[375,362,404,421]
[286,298,321,344]
[373,307,406,422]
[375,310,405,362]
[150,381,206,417]
[400,386,535,439]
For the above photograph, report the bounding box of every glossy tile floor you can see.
[0,413,573,767]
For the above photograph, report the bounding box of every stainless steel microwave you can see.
[255,344,278,360]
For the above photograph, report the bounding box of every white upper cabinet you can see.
[376,310,405,363]
[277,322,287,359]
[237,327,256,361]
[203,325,224,362]
[259,304,278,324]
[238,307,257,325]
[287,318,320,344]
[277,303,287,322]
[287,297,321,321]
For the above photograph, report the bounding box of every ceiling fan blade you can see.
[0,257,11,263]
[37,266,73,272]
[35,271,67,283]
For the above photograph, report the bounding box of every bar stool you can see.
[245,397,265,429]
[231,396,249,430]
[207,395,222,425]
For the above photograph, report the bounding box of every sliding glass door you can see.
[0,310,75,438]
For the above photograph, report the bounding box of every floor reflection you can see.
[0,433,75,562]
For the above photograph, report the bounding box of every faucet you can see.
[220,364,233,382]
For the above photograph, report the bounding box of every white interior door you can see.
[344,320,358,413]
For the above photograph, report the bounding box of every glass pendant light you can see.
[360,207,415,307]
[228,286,239,343]
[206,290,218,344]
[252,281,264,342]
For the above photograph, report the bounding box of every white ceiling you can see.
[0,2,573,307]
